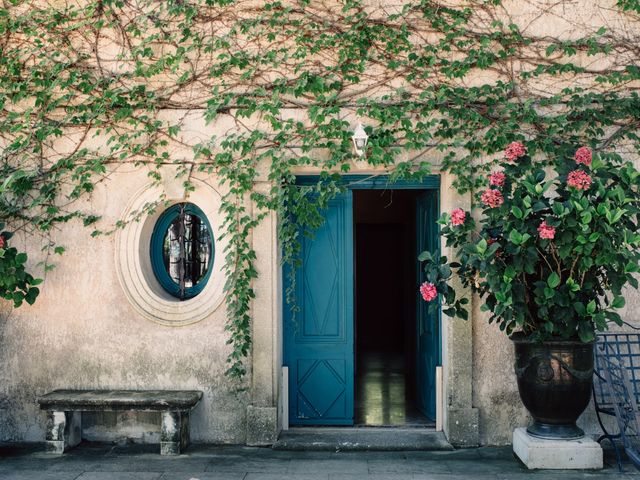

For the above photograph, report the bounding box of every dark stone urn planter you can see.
[511,335,595,440]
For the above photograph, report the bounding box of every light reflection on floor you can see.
[355,351,432,426]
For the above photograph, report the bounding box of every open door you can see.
[283,192,354,425]
[416,190,441,420]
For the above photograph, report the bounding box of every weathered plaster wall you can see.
[1,0,638,448]
[472,308,528,446]
[0,169,250,444]
[1,160,639,446]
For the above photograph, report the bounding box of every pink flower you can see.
[489,171,506,187]
[575,147,592,167]
[420,282,438,302]
[451,208,466,226]
[538,221,556,240]
[481,188,504,208]
[505,141,527,161]
[567,170,592,190]
[0,236,5,249]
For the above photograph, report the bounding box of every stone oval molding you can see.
[115,178,227,326]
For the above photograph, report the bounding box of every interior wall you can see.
[355,223,405,352]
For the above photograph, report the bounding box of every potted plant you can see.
[419,142,640,439]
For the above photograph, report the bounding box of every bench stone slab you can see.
[38,390,202,411]
[38,390,202,455]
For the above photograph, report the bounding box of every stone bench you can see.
[38,389,203,455]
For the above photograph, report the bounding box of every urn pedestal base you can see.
[513,428,603,470]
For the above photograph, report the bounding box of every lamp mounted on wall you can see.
[351,123,369,157]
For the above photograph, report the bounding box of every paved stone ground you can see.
[0,442,638,480]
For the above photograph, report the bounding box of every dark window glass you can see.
[150,203,214,300]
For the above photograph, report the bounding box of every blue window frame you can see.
[150,203,214,300]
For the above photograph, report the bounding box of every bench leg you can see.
[45,411,81,454]
[160,411,190,455]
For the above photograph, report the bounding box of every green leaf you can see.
[612,296,626,309]
[552,203,565,216]
[511,206,523,219]
[606,311,623,326]
[547,272,561,289]
[476,238,488,254]
[578,322,595,343]
[625,262,640,274]
[567,278,580,292]
[503,265,517,282]
[509,230,523,245]
[418,251,432,262]
[25,287,39,305]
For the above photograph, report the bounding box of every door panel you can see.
[284,192,354,425]
[416,190,441,420]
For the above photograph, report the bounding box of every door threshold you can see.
[353,423,436,429]
[273,427,452,451]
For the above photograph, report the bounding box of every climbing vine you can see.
[0,0,639,377]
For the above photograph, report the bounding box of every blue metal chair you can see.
[596,332,640,470]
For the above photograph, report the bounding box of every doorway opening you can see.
[353,189,432,426]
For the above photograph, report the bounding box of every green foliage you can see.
[0,0,639,373]
[420,146,640,342]
[0,223,41,308]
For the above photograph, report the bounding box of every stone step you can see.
[272,427,453,451]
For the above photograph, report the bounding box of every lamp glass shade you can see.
[352,123,368,156]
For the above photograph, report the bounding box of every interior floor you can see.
[355,351,431,426]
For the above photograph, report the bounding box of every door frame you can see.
[282,174,441,427]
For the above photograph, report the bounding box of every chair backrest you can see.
[599,339,640,465]
[595,333,640,410]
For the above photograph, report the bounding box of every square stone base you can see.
[513,427,603,470]
[246,405,278,446]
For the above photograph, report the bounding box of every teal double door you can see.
[283,177,441,425]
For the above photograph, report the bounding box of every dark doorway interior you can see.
[353,189,431,426]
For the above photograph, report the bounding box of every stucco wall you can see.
[1,161,639,446]
[0,0,638,448]
[0,169,249,444]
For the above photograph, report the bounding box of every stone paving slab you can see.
[0,473,84,480]
[158,474,245,480]
[0,442,638,480]
[287,458,369,474]
[75,473,162,480]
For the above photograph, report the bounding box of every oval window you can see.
[150,203,214,300]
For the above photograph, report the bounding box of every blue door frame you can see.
[284,174,441,425]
